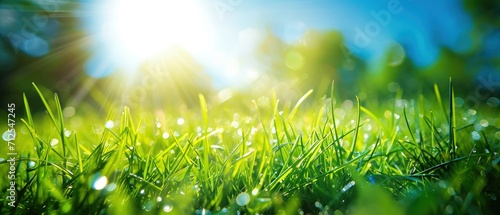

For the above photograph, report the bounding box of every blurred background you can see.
[0,0,499,112]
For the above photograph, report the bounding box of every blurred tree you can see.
[464,0,500,27]
[253,30,366,99]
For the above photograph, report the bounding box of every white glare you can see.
[101,0,213,67]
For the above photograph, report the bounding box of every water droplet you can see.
[28,161,36,168]
[236,192,250,206]
[157,196,163,202]
[471,131,481,141]
[368,175,376,184]
[210,145,225,150]
[468,109,477,116]
[2,130,15,141]
[341,181,355,193]
[64,130,72,137]
[105,120,114,129]
[388,43,405,67]
[139,189,145,195]
[162,132,170,139]
[487,97,500,107]
[363,124,372,131]
[0,158,4,162]
[50,138,59,147]
[454,97,464,107]
[156,121,162,128]
[384,110,392,118]
[394,114,400,119]
[480,119,489,127]
[343,100,353,110]
[177,118,185,125]
[163,204,173,212]
[92,175,108,190]
[314,201,323,208]
[251,188,259,196]
[231,121,239,128]
[106,183,117,192]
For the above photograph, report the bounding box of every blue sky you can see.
[214,0,473,68]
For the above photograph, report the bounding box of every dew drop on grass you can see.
[468,109,477,116]
[163,204,173,212]
[343,100,353,110]
[28,161,36,168]
[210,145,225,150]
[471,131,481,140]
[480,119,489,127]
[139,189,145,195]
[368,175,376,184]
[363,124,372,131]
[92,176,108,190]
[177,118,185,125]
[251,188,259,196]
[157,197,162,202]
[314,201,323,208]
[2,130,15,141]
[454,97,464,107]
[50,138,59,147]
[341,181,355,193]
[0,158,4,162]
[105,120,114,129]
[388,43,406,66]
[384,110,392,118]
[162,132,170,139]
[236,192,250,206]
[106,183,116,192]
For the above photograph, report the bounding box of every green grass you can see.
[1,82,499,214]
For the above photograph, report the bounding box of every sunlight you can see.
[99,0,213,69]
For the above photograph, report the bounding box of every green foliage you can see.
[0,82,499,214]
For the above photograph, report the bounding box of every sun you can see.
[97,0,213,69]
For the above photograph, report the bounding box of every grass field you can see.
[1,81,499,214]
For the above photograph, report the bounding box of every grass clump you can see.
[1,82,499,214]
